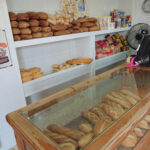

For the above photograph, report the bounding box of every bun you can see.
[42,32,53,37]
[12,28,20,35]
[17,13,29,21]
[39,20,49,27]
[54,30,70,36]
[79,27,88,32]
[28,12,39,19]
[89,26,100,31]
[87,18,97,22]
[59,143,76,150]
[52,24,68,31]
[41,27,51,32]
[31,27,42,33]
[22,75,32,83]
[78,133,94,148]
[29,19,39,27]
[79,123,93,133]
[18,21,30,28]
[38,12,48,20]
[20,28,31,35]
[9,12,17,21]
[72,30,80,33]
[32,32,42,38]
[11,21,18,28]
[14,35,21,41]
[21,35,32,40]
[82,22,96,27]
[28,67,40,74]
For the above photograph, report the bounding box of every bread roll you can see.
[22,76,32,83]
[32,32,42,38]
[21,34,32,40]
[72,30,80,33]
[47,124,84,140]
[21,71,32,78]
[121,132,137,148]
[14,35,21,41]
[18,21,30,29]
[31,27,42,33]
[79,123,93,133]
[29,19,39,27]
[17,13,29,21]
[94,120,111,136]
[73,26,80,30]
[79,27,88,32]
[42,32,53,37]
[134,128,144,137]
[54,30,70,36]
[20,28,31,35]
[52,24,68,31]
[87,18,97,22]
[68,28,74,33]
[82,22,96,28]
[38,12,48,20]
[9,12,17,21]
[39,20,49,27]
[32,72,44,79]
[11,21,18,28]
[78,133,94,148]
[28,67,41,74]
[41,27,51,32]
[89,26,100,31]
[77,18,88,23]
[12,28,20,35]
[144,115,150,123]
[28,12,39,19]
[137,120,150,129]
[59,143,76,150]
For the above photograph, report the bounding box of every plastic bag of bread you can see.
[9,12,17,21]
[17,13,29,21]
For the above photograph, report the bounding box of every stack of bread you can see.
[52,58,93,73]
[9,12,53,41]
[44,88,143,150]
[20,67,44,83]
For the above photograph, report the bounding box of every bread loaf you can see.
[11,21,18,28]
[9,12,17,21]
[17,13,29,21]
[39,20,49,27]
[82,111,100,125]
[29,20,39,27]
[38,12,48,20]
[32,32,42,38]
[121,132,137,148]
[82,22,96,28]
[20,28,31,35]
[14,35,21,41]
[78,132,94,148]
[12,28,20,35]
[42,32,53,37]
[31,27,42,33]
[41,27,51,32]
[89,26,100,31]
[22,75,32,83]
[28,12,39,19]
[28,67,41,74]
[54,30,70,36]
[134,128,144,137]
[47,124,84,140]
[66,58,93,65]
[18,21,30,29]
[79,123,93,133]
[52,24,68,31]
[59,143,76,150]
[21,34,32,40]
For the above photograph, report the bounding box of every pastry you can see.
[12,28,20,35]
[120,89,140,101]
[52,24,68,31]
[21,34,32,40]
[121,132,138,148]
[79,123,93,133]
[77,18,88,23]
[90,106,113,122]
[100,102,125,120]
[94,120,111,136]
[28,67,41,74]
[137,120,150,129]
[20,28,31,35]
[89,26,100,31]
[21,71,32,78]
[32,32,42,38]
[43,130,78,147]
[82,22,96,28]
[87,18,97,22]
[17,13,29,21]
[144,115,150,123]
[11,21,18,28]
[68,28,74,33]
[54,30,70,36]
[42,32,53,37]
[18,21,30,29]
[72,30,80,33]
[39,20,49,27]
[38,12,48,20]
[73,26,80,30]
[47,124,84,140]
[59,143,76,150]
[22,76,32,83]
[104,93,131,109]
[82,111,100,125]
[28,12,39,19]
[32,72,44,79]
[72,21,81,26]
[134,128,144,137]
[41,27,51,32]
[14,35,21,41]
[29,19,39,27]
[66,58,93,65]
[79,27,88,32]
[78,132,94,148]
[9,12,17,21]
[31,27,42,33]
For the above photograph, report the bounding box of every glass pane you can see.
[23,67,150,150]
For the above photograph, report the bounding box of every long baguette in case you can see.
[47,124,84,140]
[66,58,93,65]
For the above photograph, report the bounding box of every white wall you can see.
[0,0,26,150]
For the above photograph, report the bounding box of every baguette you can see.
[47,124,84,140]
[82,111,100,125]
[43,130,78,147]
[66,58,93,65]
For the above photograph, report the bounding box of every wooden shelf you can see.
[15,27,130,48]
[23,64,91,97]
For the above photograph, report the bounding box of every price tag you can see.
[0,29,12,68]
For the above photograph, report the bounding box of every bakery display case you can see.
[6,64,150,150]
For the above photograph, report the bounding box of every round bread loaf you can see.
[12,28,20,35]
[9,12,17,21]
[18,21,30,28]
[17,13,29,21]
[20,28,31,35]
[14,35,21,41]
[29,20,39,27]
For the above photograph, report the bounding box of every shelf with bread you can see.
[7,64,150,150]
